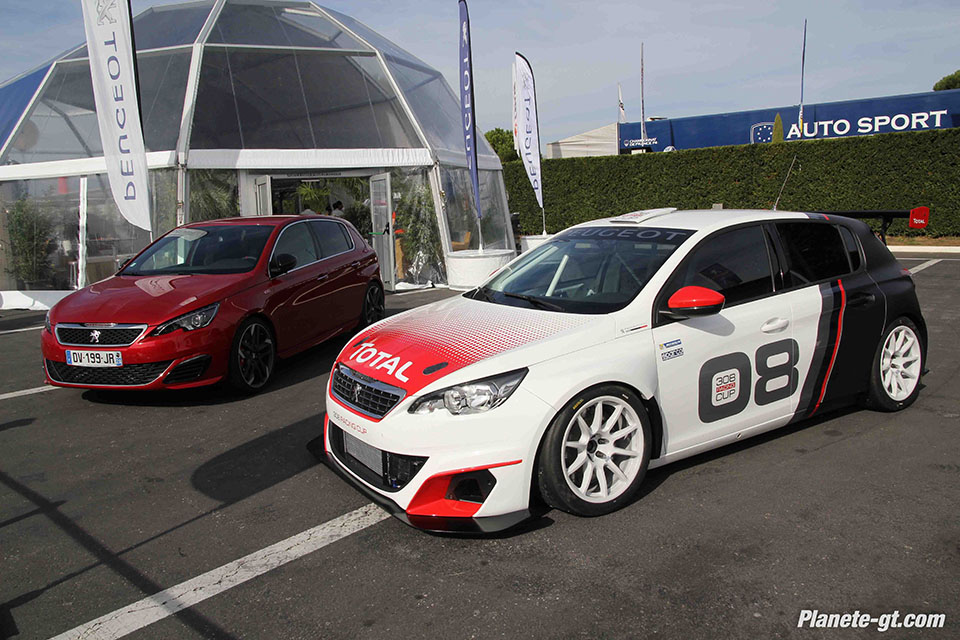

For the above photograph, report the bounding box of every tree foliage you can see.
[5,198,54,285]
[485,127,519,163]
[933,69,960,91]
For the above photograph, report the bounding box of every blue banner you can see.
[458,0,482,220]
[619,89,960,152]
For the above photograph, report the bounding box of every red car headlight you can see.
[150,303,220,336]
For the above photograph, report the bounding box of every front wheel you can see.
[867,317,924,411]
[228,317,276,394]
[536,385,652,517]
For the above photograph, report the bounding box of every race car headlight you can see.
[44,311,52,333]
[150,303,219,336]
[409,368,527,416]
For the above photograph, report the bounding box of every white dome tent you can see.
[0,0,514,309]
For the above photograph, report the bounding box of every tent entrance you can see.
[368,172,395,292]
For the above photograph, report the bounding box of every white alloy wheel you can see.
[561,396,645,503]
[879,324,922,401]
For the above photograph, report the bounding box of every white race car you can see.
[320,209,927,532]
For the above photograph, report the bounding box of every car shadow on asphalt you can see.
[191,416,322,504]
[620,404,864,512]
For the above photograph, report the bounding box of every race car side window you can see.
[661,225,775,310]
[776,222,851,287]
[838,225,862,272]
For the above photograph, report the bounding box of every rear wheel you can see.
[359,281,385,328]
[537,385,651,516]
[867,317,923,411]
[228,317,275,394]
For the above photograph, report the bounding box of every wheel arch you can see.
[528,379,665,506]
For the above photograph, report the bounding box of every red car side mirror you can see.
[665,286,725,319]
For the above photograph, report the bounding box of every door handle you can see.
[847,292,875,308]
[316,273,329,282]
[761,317,789,333]
[350,261,361,268]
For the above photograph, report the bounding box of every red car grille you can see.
[46,360,172,386]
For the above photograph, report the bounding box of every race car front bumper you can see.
[320,386,556,534]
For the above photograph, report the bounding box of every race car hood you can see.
[336,293,601,395]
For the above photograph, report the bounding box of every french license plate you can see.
[342,430,383,475]
[65,350,123,367]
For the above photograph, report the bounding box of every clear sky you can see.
[1,0,958,144]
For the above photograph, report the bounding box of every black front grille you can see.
[56,325,144,346]
[46,359,172,386]
[164,356,211,384]
[331,365,404,418]
[328,423,427,492]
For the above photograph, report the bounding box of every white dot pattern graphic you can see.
[358,299,593,370]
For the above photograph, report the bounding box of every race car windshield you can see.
[471,226,694,314]
[122,225,274,276]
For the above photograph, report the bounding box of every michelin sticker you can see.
[659,338,684,362]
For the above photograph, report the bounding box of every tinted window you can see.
[475,226,693,314]
[777,222,851,286]
[838,226,862,271]
[668,226,774,306]
[311,220,353,257]
[123,225,272,275]
[273,223,318,269]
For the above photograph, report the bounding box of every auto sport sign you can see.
[619,89,960,152]
[80,0,151,231]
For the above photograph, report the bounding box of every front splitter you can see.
[308,436,533,535]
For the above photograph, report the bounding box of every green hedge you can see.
[503,128,960,237]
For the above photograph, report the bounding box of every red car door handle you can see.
[350,261,361,268]
[316,273,329,281]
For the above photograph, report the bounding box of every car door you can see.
[773,220,886,419]
[650,224,799,454]
[309,219,365,329]
[267,220,327,353]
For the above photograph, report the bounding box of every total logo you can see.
[347,342,414,383]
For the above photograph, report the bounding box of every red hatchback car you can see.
[42,215,383,393]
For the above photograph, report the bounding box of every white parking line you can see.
[909,259,942,274]
[0,325,43,336]
[50,503,389,640]
[0,385,59,401]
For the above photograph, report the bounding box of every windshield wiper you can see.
[501,291,564,311]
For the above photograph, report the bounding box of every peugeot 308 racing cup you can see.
[321,208,927,533]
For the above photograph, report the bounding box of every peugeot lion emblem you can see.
[353,382,362,403]
[89,330,101,344]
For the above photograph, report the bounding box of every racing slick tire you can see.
[537,384,652,517]
[228,316,276,394]
[867,316,924,412]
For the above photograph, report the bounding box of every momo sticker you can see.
[661,347,684,361]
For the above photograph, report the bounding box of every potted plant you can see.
[5,197,54,289]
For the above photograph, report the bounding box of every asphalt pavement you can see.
[0,267,957,639]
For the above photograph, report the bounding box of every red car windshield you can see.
[122,225,274,276]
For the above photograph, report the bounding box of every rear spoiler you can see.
[812,207,929,245]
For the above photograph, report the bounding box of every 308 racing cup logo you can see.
[712,368,740,406]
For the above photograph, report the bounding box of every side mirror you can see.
[269,253,297,277]
[664,286,725,319]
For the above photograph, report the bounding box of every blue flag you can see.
[458,0,482,220]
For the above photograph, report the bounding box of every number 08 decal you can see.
[698,339,800,423]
